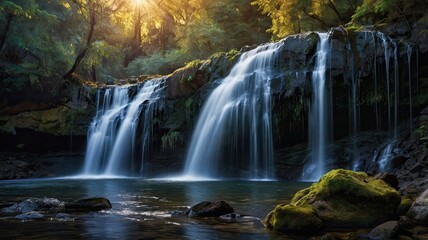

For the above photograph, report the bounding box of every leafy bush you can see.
[126,49,193,76]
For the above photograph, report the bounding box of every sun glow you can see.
[131,0,147,6]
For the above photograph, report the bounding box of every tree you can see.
[63,0,125,80]
[253,0,361,39]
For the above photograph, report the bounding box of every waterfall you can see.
[393,42,399,138]
[348,40,360,171]
[182,41,283,180]
[82,79,165,177]
[373,33,380,131]
[407,44,413,132]
[381,35,392,133]
[303,33,331,180]
[378,142,394,172]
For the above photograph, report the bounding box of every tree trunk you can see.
[303,9,330,29]
[91,64,97,82]
[327,0,345,23]
[63,7,96,79]
[0,13,14,52]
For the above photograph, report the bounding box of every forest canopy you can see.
[0,0,427,88]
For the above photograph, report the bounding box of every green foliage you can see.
[161,131,182,152]
[253,0,362,39]
[126,49,193,75]
[82,41,125,83]
[352,0,397,25]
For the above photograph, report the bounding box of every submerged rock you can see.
[65,197,112,212]
[186,201,234,217]
[1,197,64,213]
[219,213,260,223]
[15,211,45,220]
[265,169,401,233]
[51,213,74,221]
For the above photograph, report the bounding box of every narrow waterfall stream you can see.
[303,33,331,180]
[182,41,284,180]
[82,79,165,177]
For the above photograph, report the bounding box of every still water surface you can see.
[0,179,311,239]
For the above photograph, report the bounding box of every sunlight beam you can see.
[131,0,147,6]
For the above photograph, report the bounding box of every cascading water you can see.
[182,41,283,180]
[303,33,331,180]
[406,44,413,132]
[393,42,399,138]
[82,79,165,177]
[381,35,392,133]
[372,33,415,172]
[83,87,129,175]
[348,39,360,171]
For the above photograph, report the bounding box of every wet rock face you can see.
[186,201,234,217]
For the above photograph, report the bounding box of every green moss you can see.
[184,59,206,70]
[161,131,182,152]
[288,169,401,228]
[268,204,323,233]
[414,126,427,140]
[345,24,365,33]
[397,196,414,216]
[291,169,400,206]
[225,49,239,61]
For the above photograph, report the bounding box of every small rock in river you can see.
[186,201,234,217]
[65,197,112,212]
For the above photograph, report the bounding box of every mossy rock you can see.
[265,204,323,233]
[266,169,401,232]
[293,169,401,228]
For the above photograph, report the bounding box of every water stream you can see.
[82,79,165,177]
[303,33,331,180]
[183,42,283,180]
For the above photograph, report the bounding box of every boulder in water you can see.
[186,201,234,217]
[368,221,399,240]
[65,197,112,212]
[265,169,401,233]
[2,197,64,213]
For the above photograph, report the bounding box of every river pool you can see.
[0,179,313,239]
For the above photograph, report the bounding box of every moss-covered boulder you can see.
[264,204,323,233]
[265,169,401,233]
